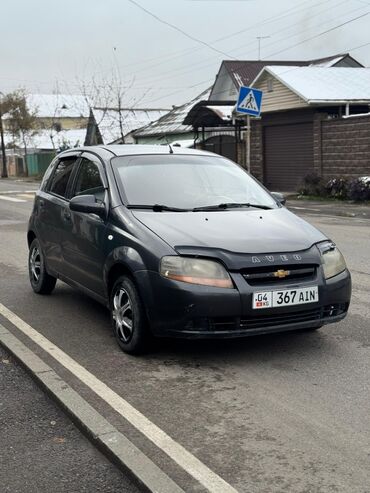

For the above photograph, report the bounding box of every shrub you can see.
[325,177,349,199]
[347,176,370,201]
[299,172,325,196]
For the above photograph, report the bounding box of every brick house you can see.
[246,65,370,191]
[184,54,367,189]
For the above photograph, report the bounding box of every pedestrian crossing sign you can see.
[236,86,263,116]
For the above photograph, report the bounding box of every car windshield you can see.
[111,154,277,210]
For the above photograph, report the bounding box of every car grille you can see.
[189,304,348,332]
[242,264,317,286]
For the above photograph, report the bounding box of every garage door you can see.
[263,122,313,191]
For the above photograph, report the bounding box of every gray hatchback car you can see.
[28,145,351,354]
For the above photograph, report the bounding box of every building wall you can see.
[314,114,370,180]
[333,56,363,68]
[255,75,309,113]
[3,116,87,132]
[36,117,88,131]
[209,64,238,102]
[250,120,263,181]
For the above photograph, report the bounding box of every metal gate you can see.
[202,134,237,162]
[263,122,313,191]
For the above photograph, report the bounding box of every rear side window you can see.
[48,157,78,198]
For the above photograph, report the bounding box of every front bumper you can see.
[135,268,351,339]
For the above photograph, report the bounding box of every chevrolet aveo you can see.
[28,145,351,354]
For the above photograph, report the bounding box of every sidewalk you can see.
[0,346,139,493]
[287,197,370,219]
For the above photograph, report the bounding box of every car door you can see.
[36,153,80,275]
[61,153,108,297]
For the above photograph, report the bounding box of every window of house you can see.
[48,157,78,198]
[267,78,274,92]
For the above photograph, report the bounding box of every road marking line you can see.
[0,303,238,493]
[0,196,26,203]
[289,206,320,212]
[0,190,37,194]
[0,325,185,493]
[17,194,36,199]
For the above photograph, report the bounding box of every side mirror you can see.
[271,192,286,206]
[69,194,106,218]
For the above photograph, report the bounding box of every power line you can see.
[142,8,370,104]
[348,40,370,50]
[268,11,369,57]
[114,0,326,77]
[126,0,236,59]
[135,0,358,89]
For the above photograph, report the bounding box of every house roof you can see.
[27,94,90,118]
[4,128,86,150]
[255,66,370,103]
[91,107,169,144]
[133,87,212,138]
[220,53,361,89]
[183,100,234,127]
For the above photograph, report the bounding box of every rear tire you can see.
[110,275,152,355]
[28,238,57,294]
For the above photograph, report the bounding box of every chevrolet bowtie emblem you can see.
[274,269,290,278]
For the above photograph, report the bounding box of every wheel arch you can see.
[27,230,37,248]
[106,262,135,299]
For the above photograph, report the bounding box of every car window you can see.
[48,157,78,198]
[40,157,58,191]
[72,158,105,203]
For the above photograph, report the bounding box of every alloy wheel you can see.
[30,245,41,283]
[112,287,134,343]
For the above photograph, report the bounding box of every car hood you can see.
[132,208,327,255]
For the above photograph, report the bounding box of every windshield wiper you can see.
[192,202,273,212]
[126,204,191,212]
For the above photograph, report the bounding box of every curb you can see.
[0,324,184,493]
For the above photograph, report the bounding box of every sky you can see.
[1,0,370,108]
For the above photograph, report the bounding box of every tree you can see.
[78,63,149,145]
[3,90,38,176]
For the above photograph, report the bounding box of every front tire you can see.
[110,276,151,355]
[28,238,57,294]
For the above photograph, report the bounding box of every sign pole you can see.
[246,115,251,173]
[235,86,263,174]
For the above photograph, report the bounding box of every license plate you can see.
[252,286,319,309]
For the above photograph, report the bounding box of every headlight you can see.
[160,256,233,288]
[318,242,347,279]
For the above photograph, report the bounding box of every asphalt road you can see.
[0,179,369,493]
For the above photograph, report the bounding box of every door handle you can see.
[39,199,44,207]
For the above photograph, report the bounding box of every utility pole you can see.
[0,91,8,178]
[256,36,270,60]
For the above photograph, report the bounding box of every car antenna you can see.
[168,144,174,154]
